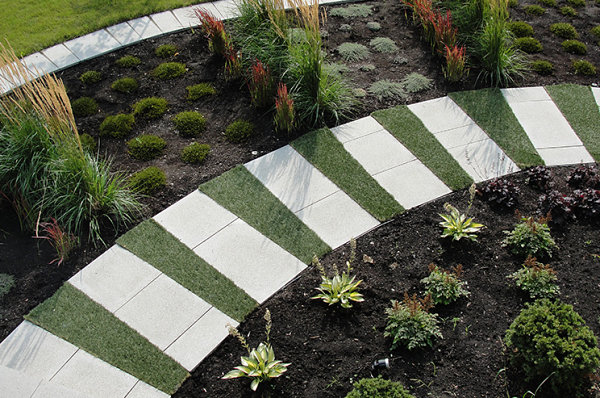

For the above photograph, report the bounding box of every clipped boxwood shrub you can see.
[346,377,415,398]
[127,134,166,160]
[225,120,254,143]
[508,21,534,37]
[79,70,101,84]
[181,142,211,164]
[111,77,139,93]
[79,133,97,153]
[173,111,206,137]
[71,97,98,117]
[550,23,578,39]
[99,113,135,138]
[560,5,577,16]
[562,39,587,55]
[567,0,585,7]
[186,83,216,100]
[129,166,166,194]
[115,55,141,68]
[531,60,554,75]
[505,299,600,395]
[573,59,597,75]
[152,62,186,80]
[525,5,546,15]
[538,0,556,6]
[155,44,178,58]
[514,37,543,53]
[133,97,168,119]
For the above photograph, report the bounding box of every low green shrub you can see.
[538,0,556,7]
[505,299,600,395]
[572,59,597,75]
[514,37,543,53]
[531,60,554,75]
[508,0,518,7]
[0,273,15,299]
[507,256,560,299]
[525,5,546,15]
[502,214,557,258]
[401,73,432,93]
[368,80,406,100]
[508,21,534,37]
[421,264,470,305]
[127,135,166,160]
[71,97,98,117]
[385,293,442,350]
[133,97,167,119]
[337,42,370,62]
[329,4,373,18]
[181,142,210,164]
[152,62,186,80]
[550,23,578,39]
[99,113,135,138]
[225,120,254,143]
[79,70,101,84]
[370,37,399,53]
[115,55,141,68]
[172,111,206,137]
[186,83,216,100]
[346,377,415,398]
[155,44,178,58]
[559,5,577,16]
[366,21,381,31]
[111,77,139,93]
[324,62,351,76]
[439,199,484,242]
[562,39,587,54]
[567,0,585,7]
[79,133,97,153]
[591,26,600,38]
[128,166,166,194]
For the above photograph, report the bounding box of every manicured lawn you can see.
[1,0,202,56]
[372,106,473,190]
[117,219,257,322]
[26,283,188,394]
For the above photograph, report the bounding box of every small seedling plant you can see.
[34,218,78,266]
[385,293,442,350]
[507,256,559,299]
[439,183,484,241]
[223,309,290,391]
[421,263,470,305]
[502,212,557,258]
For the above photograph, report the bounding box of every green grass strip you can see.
[372,106,473,190]
[200,166,330,263]
[545,84,600,162]
[26,283,188,394]
[449,88,544,168]
[290,128,404,221]
[117,219,256,321]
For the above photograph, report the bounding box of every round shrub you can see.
[508,21,534,37]
[505,299,600,395]
[115,55,141,68]
[346,377,415,398]
[79,70,102,84]
[514,37,543,53]
[173,111,206,137]
[531,60,554,75]
[525,5,546,15]
[99,113,135,138]
[127,135,166,160]
[562,39,587,55]
[567,0,585,7]
[369,37,399,53]
[71,97,98,117]
[366,21,381,31]
[225,120,254,143]
[573,59,597,75]
[337,42,370,62]
[550,22,578,39]
[128,166,166,194]
[155,44,178,58]
[559,5,577,16]
[591,26,600,40]
[186,83,216,100]
[111,77,139,93]
[538,0,556,6]
[133,97,168,119]
[181,142,211,164]
[79,133,96,153]
[152,62,186,80]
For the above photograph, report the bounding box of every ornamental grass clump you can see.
[400,73,432,93]
[439,183,484,242]
[502,212,557,258]
[444,45,468,82]
[274,83,296,135]
[34,218,78,266]
[368,80,407,100]
[385,293,442,350]
[337,43,370,62]
[194,8,232,57]
[421,263,469,305]
[248,60,274,108]
[329,4,373,18]
[369,37,399,53]
[507,255,559,299]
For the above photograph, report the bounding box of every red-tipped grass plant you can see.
[194,8,231,57]
[430,10,457,50]
[248,60,274,108]
[274,83,295,135]
[444,44,468,82]
[35,218,78,266]
[224,48,243,81]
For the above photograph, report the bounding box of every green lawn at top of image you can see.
[117,219,257,321]
[291,128,404,221]
[2,0,205,56]
[545,84,600,162]
[200,166,331,264]
[449,89,544,168]
[26,283,188,394]
[372,106,473,191]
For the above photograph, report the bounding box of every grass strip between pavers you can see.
[117,219,257,322]
[545,84,600,162]
[26,283,188,394]
[372,106,473,190]
[449,88,544,168]
[199,166,330,264]
[291,128,404,221]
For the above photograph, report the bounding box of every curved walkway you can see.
[1,3,600,397]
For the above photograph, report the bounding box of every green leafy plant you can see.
[524,5,546,15]
[346,376,415,398]
[155,44,178,58]
[439,184,484,242]
[370,37,399,53]
[71,97,98,117]
[421,263,470,305]
[550,23,578,39]
[559,6,577,16]
[385,293,442,350]
[99,113,135,138]
[115,55,141,68]
[34,218,78,266]
[514,37,543,53]
[329,4,373,18]
[0,273,15,299]
[562,40,587,55]
[591,26,600,40]
[401,73,432,93]
[128,166,166,194]
[538,0,557,6]
[186,83,216,100]
[223,309,290,391]
[507,256,560,299]
[127,135,166,161]
[111,77,139,93]
[337,42,370,62]
[531,60,553,75]
[79,70,101,84]
[172,111,206,137]
[312,238,364,309]
[225,120,254,143]
[181,142,210,164]
[152,62,186,80]
[567,0,585,7]
[368,80,407,100]
[502,213,557,258]
[79,133,96,153]
[133,97,167,119]
[572,59,597,75]
[508,21,534,38]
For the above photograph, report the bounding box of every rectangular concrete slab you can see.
[447,138,518,181]
[33,379,88,398]
[150,11,184,33]
[172,6,200,28]
[433,123,489,150]
[295,190,380,249]
[373,160,451,209]
[165,307,237,371]
[245,145,339,212]
[107,22,142,46]
[212,0,240,19]
[64,30,121,61]
[0,321,78,380]
[194,219,306,303]
[50,349,137,398]
[21,52,58,77]
[153,190,238,249]
[126,380,170,398]
[0,365,40,397]
[128,16,163,40]
[69,245,161,313]
[408,97,473,133]
[115,273,211,350]
[537,146,594,166]
[330,116,385,143]
[41,44,79,69]
[502,86,549,103]
[592,87,600,108]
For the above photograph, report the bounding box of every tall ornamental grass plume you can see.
[194,8,232,57]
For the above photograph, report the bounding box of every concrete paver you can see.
[128,16,163,40]
[41,44,79,70]
[107,22,143,46]
[592,87,600,108]
[21,52,58,77]
[125,381,170,398]
[64,30,121,61]
[150,11,185,33]
[330,116,385,143]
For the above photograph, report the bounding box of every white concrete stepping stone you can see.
[41,44,79,69]
[64,30,121,61]
[150,11,185,33]
[172,6,201,28]
[33,379,89,398]
[592,87,600,108]
[0,365,40,397]
[128,16,163,40]
[125,380,170,398]
[330,116,386,144]
[212,0,240,19]
[408,96,519,181]
[502,87,593,166]
[107,22,143,46]
[21,52,58,77]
